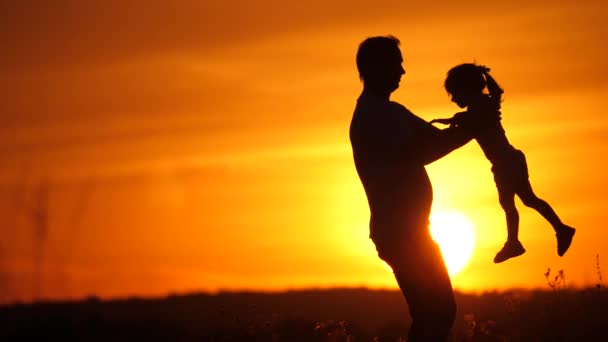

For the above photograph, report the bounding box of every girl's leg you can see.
[498,186,519,242]
[494,183,526,263]
[516,181,563,230]
[517,180,575,256]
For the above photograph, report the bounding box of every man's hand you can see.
[430,118,454,125]
[431,111,470,128]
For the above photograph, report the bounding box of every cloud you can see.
[1,0,606,182]
[0,0,393,68]
[6,0,600,68]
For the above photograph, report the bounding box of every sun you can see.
[429,211,476,277]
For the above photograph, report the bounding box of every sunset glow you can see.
[430,211,476,277]
[0,1,607,304]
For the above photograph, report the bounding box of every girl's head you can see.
[444,63,503,108]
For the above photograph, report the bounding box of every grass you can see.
[1,262,606,341]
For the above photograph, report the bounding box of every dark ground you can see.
[1,287,607,341]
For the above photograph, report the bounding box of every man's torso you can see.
[349,93,434,241]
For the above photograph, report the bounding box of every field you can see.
[1,286,607,341]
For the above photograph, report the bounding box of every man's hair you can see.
[356,35,400,81]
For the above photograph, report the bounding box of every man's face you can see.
[383,48,406,93]
[367,47,406,94]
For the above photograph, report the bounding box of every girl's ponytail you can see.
[479,65,503,109]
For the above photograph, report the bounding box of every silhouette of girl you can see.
[431,63,575,263]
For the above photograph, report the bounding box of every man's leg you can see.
[392,239,456,342]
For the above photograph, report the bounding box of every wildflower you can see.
[463,313,476,338]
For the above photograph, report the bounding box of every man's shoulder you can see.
[353,94,389,122]
[357,93,386,108]
[354,98,414,122]
[389,101,414,115]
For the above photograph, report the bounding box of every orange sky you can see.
[1,0,607,304]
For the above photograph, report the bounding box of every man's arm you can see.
[415,118,473,165]
[355,104,471,165]
[430,112,468,127]
[429,117,455,125]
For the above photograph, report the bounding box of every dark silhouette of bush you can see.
[1,287,606,341]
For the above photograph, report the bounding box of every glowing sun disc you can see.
[429,211,476,276]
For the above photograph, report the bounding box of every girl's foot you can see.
[556,225,576,256]
[494,240,526,264]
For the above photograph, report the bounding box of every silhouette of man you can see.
[349,36,472,341]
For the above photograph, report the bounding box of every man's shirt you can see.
[349,92,440,242]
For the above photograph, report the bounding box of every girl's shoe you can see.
[494,240,526,264]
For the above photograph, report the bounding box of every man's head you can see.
[356,36,405,95]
